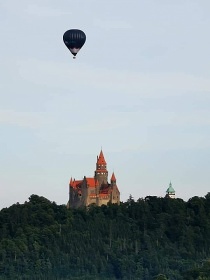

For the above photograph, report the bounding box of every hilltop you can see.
[0,194,210,279]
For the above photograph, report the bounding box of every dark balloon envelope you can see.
[63,29,86,58]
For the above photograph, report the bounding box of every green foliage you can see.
[182,259,210,279]
[155,274,168,280]
[1,193,210,279]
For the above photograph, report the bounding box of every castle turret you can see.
[94,150,108,185]
[110,172,120,204]
[111,172,116,185]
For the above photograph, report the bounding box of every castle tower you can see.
[110,172,120,204]
[94,150,108,185]
[166,182,175,198]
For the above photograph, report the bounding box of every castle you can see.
[68,150,120,208]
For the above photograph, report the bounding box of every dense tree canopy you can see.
[0,193,210,279]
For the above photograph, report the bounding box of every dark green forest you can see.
[1,194,210,279]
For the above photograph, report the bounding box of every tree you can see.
[155,274,168,280]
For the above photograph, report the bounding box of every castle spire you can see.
[97,149,106,165]
[111,172,116,183]
[69,177,73,186]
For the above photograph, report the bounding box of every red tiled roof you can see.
[97,150,106,165]
[99,185,110,194]
[85,177,99,188]
[70,179,82,189]
[100,190,109,194]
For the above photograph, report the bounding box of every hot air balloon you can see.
[63,29,86,59]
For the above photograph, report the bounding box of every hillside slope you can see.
[0,194,210,279]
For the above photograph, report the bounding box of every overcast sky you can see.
[0,0,210,209]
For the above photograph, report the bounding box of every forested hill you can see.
[1,194,210,280]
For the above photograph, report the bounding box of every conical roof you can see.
[166,182,175,193]
[111,172,116,182]
[97,150,106,165]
